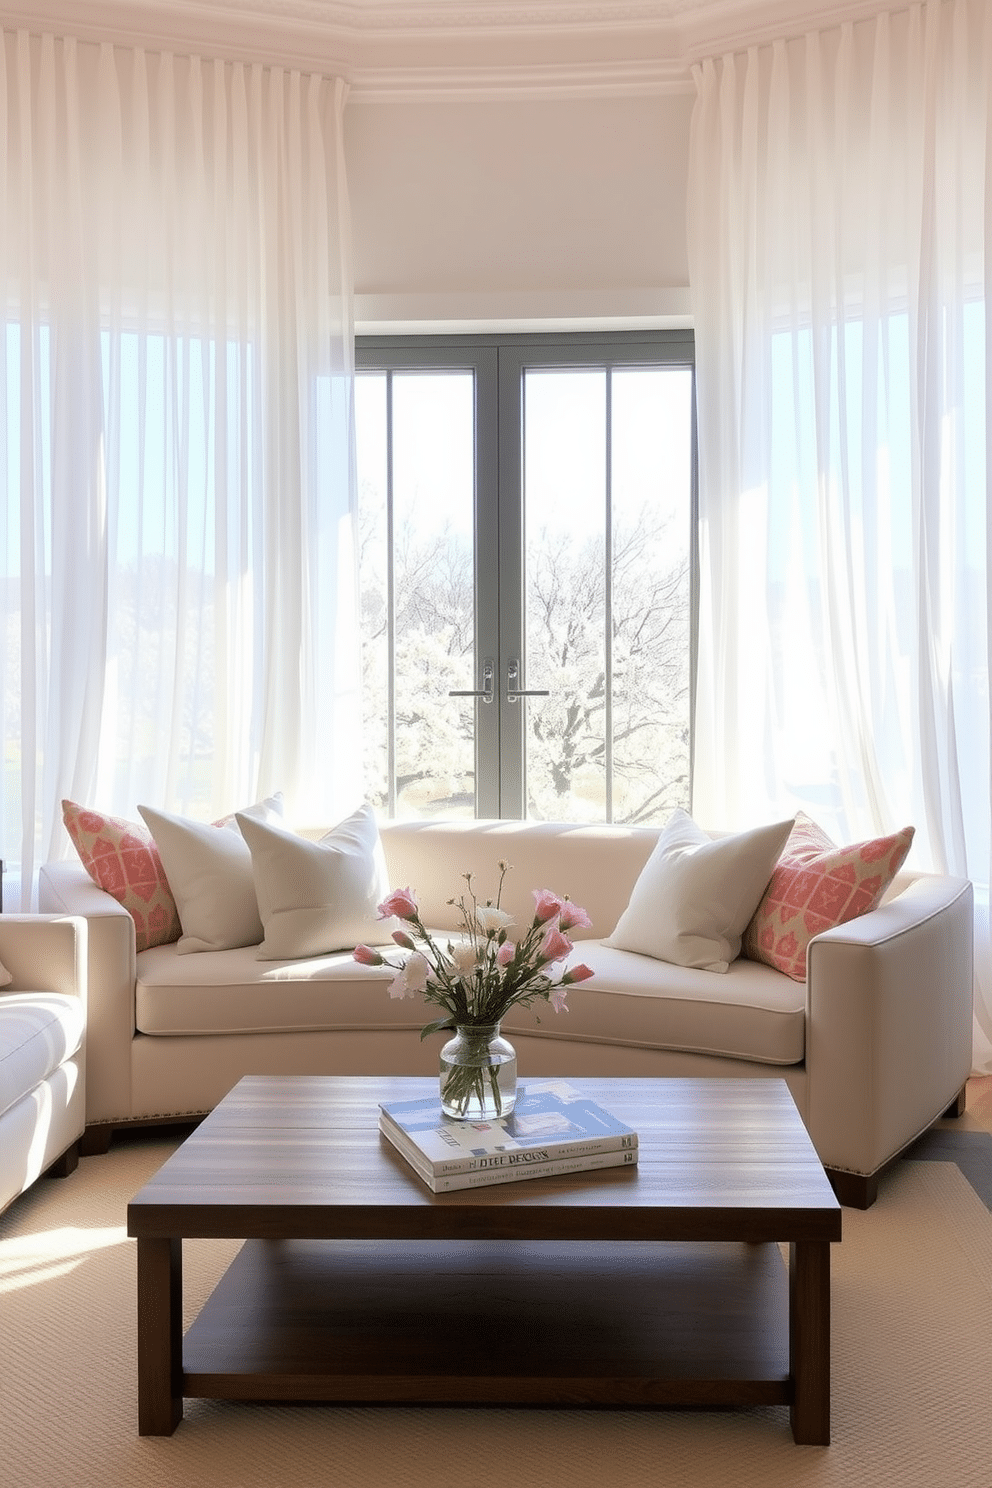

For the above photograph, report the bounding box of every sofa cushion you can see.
[134,941,418,1036]
[742,814,916,981]
[0,994,86,1119]
[504,940,806,1065]
[604,810,794,972]
[62,800,182,952]
[134,934,805,1065]
[138,795,282,954]
[237,804,393,959]
[377,818,660,941]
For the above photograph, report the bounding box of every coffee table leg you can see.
[789,1239,830,1444]
[136,1237,183,1435]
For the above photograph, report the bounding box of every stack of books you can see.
[378,1079,638,1192]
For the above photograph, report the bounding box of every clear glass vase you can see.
[439,1023,517,1120]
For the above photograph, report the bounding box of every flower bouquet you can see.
[354,862,594,1119]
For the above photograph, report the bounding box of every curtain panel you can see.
[0,31,360,904]
[687,0,992,1069]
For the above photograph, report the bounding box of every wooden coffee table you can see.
[127,1074,841,1443]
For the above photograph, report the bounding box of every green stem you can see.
[440,1059,504,1118]
[440,1025,511,1118]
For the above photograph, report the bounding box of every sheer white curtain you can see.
[687,0,992,1070]
[0,32,360,904]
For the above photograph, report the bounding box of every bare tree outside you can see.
[524,511,690,824]
[355,358,693,825]
[521,364,691,822]
[359,499,476,816]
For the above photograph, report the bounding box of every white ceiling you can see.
[2,0,904,93]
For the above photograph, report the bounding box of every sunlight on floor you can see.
[0,1225,128,1293]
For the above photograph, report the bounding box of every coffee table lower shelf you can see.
[179,1237,792,1412]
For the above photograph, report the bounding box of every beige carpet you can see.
[3,1083,992,1488]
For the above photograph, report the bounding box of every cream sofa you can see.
[0,915,87,1215]
[38,817,974,1207]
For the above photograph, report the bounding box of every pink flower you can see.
[392,929,416,950]
[562,962,594,984]
[539,926,573,965]
[379,886,419,922]
[496,940,516,966]
[532,888,564,923]
[549,987,569,1013]
[558,901,592,932]
[353,944,384,966]
[388,951,431,1000]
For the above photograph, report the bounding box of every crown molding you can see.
[2,1,684,40]
[352,59,692,101]
[0,0,910,96]
[674,0,911,62]
[206,1,682,32]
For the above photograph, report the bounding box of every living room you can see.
[2,0,991,1484]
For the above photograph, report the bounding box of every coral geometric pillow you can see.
[62,800,182,953]
[742,813,915,982]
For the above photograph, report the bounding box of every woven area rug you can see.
[3,1080,992,1488]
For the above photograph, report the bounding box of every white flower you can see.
[388,951,431,1000]
[450,943,480,975]
[475,905,514,934]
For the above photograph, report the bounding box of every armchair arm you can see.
[0,913,87,1204]
[38,862,137,1125]
[0,914,86,1003]
[804,874,974,1179]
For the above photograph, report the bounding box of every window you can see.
[355,332,696,823]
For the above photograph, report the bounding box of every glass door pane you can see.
[521,363,693,824]
[609,366,693,821]
[356,370,478,818]
[522,369,608,820]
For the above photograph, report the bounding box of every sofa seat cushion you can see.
[135,942,419,1037]
[0,994,86,1119]
[502,941,806,1066]
[136,936,806,1066]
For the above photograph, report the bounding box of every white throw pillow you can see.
[237,803,392,960]
[604,809,795,972]
[138,795,283,954]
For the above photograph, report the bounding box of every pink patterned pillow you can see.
[742,813,915,982]
[62,800,182,953]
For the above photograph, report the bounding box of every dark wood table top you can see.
[127,1074,841,1245]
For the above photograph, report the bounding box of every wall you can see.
[346,87,695,333]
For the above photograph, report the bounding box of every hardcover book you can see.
[379,1079,638,1190]
[379,1123,637,1192]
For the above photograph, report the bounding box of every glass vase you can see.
[439,1023,517,1120]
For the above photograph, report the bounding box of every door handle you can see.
[506,658,549,704]
[449,658,494,704]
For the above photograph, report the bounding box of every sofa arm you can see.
[804,874,974,1181]
[38,862,137,1126]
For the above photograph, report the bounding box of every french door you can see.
[355,332,695,823]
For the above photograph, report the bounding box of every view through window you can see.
[356,333,695,823]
